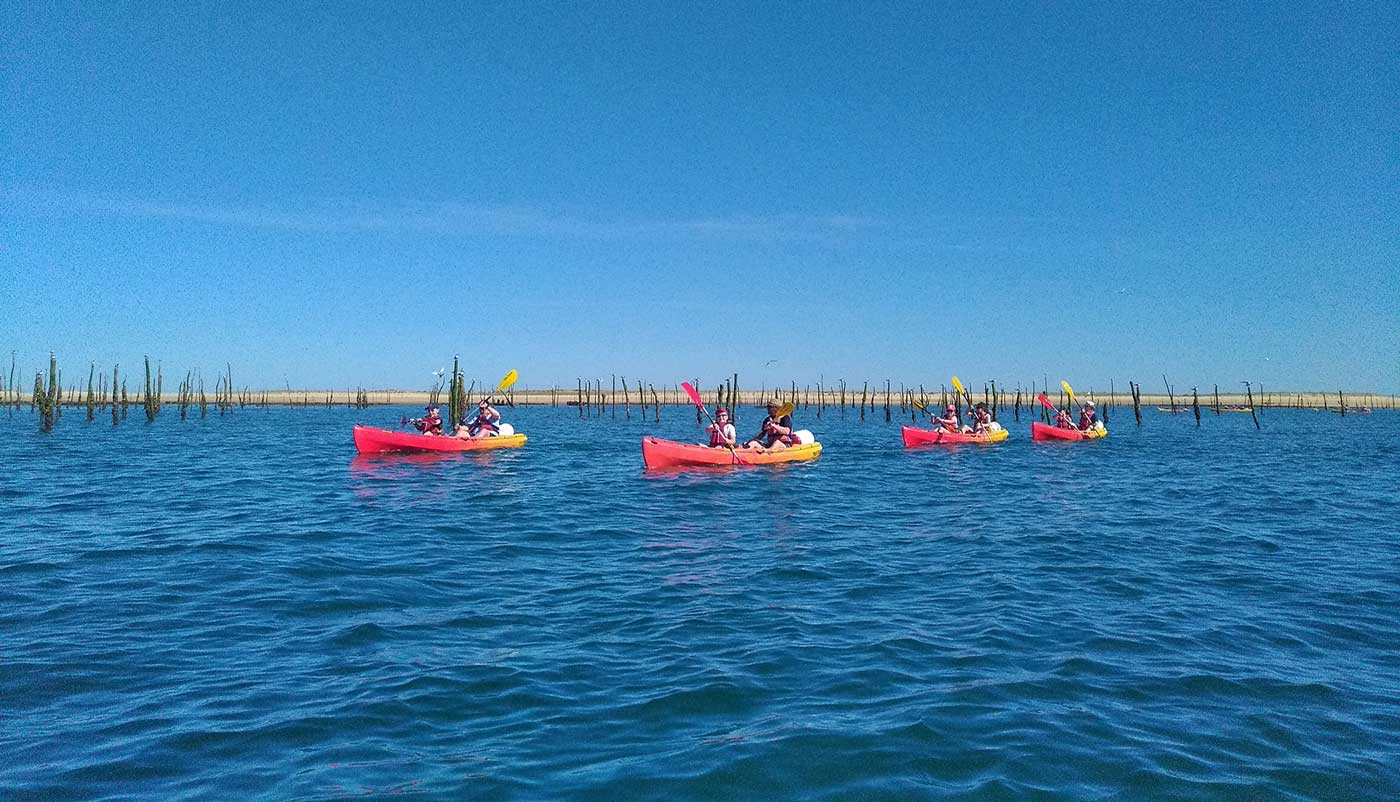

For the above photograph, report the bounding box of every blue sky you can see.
[4,2,1397,393]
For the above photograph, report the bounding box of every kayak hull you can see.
[901,426,1008,446]
[353,425,527,454]
[641,437,822,469]
[1031,422,1106,441]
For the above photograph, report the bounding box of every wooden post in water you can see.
[884,379,891,422]
[1242,382,1261,429]
[1213,384,1221,415]
[1338,389,1345,416]
[85,363,95,422]
[650,384,660,422]
[576,379,583,418]
[860,381,867,421]
[1192,387,1201,427]
[36,353,58,432]
[1131,381,1142,426]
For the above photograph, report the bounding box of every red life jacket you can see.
[469,409,499,434]
[709,423,733,447]
[1079,410,1096,429]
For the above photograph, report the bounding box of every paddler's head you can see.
[716,407,730,421]
[766,398,780,413]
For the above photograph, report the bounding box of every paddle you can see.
[463,370,519,432]
[951,376,976,409]
[1061,380,1099,431]
[912,398,943,424]
[751,401,797,447]
[1060,380,1079,406]
[681,381,746,465]
[912,398,954,433]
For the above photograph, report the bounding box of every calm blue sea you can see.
[2,403,1397,801]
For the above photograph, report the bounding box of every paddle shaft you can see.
[681,382,745,465]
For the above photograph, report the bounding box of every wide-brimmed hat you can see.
[765,398,780,408]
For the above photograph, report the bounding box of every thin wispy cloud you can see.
[7,183,898,244]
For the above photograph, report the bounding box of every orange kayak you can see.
[641,437,822,469]
[1030,421,1106,441]
[901,425,1008,446]
[353,425,527,454]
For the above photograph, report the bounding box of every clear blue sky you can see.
[4,2,1397,393]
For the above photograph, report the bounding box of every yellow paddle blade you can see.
[496,370,519,393]
[951,376,965,397]
[1061,380,1076,401]
[912,399,928,413]
[775,402,794,418]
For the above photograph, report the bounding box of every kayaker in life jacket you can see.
[1054,407,1075,430]
[971,402,993,434]
[410,406,444,435]
[458,399,502,439]
[745,399,795,451]
[1077,401,1097,431]
[932,404,961,433]
[705,407,737,448]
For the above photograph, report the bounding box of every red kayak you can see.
[641,437,822,469]
[353,425,527,454]
[901,425,1008,446]
[1030,421,1107,441]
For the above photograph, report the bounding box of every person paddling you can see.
[705,407,737,449]
[970,402,993,434]
[409,405,444,435]
[1054,406,1075,430]
[746,399,795,451]
[1077,401,1098,432]
[931,403,961,433]
[457,398,502,439]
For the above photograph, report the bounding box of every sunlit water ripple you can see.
[2,405,1397,800]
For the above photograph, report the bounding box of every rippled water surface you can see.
[3,404,1398,801]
